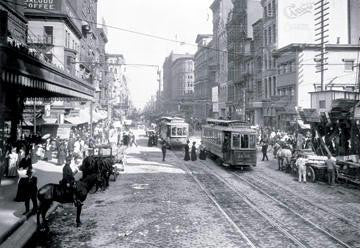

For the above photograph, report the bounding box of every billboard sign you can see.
[212,86,218,102]
[24,0,60,10]
[277,0,316,48]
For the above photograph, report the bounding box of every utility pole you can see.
[314,0,330,91]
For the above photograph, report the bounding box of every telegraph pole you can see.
[314,0,330,91]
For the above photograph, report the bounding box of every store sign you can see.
[57,126,71,139]
[24,0,60,10]
[277,0,316,48]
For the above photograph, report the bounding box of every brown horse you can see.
[37,173,100,230]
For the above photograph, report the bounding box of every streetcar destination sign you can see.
[24,0,59,10]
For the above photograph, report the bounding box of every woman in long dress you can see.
[7,147,19,177]
[191,142,197,161]
[199,141,206,160]
[184,141,190,161]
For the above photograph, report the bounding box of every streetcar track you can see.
[172,151,304,248]
[244,172,360,229]
[231,172,354,248]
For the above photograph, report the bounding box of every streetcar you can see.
[157,116,189,148]
[202,119,257,168]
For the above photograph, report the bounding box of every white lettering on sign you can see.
[284,2,314,19]
[24,0,57,10]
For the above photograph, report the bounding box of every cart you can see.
[89,145,118,182]
[290,149,329,182]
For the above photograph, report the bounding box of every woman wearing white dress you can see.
[7,147,19,177]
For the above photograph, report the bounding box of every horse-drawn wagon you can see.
[88,145,119,182]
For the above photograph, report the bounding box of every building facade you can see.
[106,54,129,118]
[210,0,233,118]
[274,43,360,130]
[162,52,194,113]
[226,0,262,121]
[194,34,213,122]
[0,0,95,142]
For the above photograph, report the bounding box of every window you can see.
[264,6,267,17]
[177,128,183,136]
[171,127,177,136]
[273,23,276,43]
[290,87,295,96]
[241,135,249,148]
[319,100,326,109]
[268,26,272,44]
[232,134,240,148]
[273,76,276,96]
[268,3,272,17]
[344,60,354,71]
[264,30,267,46]
[249,135,256,148]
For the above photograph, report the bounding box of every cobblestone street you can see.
[29,134,360,248]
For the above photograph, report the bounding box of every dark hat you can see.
[66,156,72,162]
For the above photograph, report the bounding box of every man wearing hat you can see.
[62,156,78,205]
[23,169,38,214]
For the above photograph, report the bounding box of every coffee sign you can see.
[24,0,60,10]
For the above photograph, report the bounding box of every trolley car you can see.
[202,119,257,168]
[157,117,189,148]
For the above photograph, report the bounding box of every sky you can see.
[97,0,214,109]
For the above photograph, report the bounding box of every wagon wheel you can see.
[306,166,316,182]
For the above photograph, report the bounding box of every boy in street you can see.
[296,153,307,183]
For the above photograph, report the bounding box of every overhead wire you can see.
[3,0,359,66]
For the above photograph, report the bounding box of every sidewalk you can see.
[0,159,82,247]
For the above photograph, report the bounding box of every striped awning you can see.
[1,70,93,100]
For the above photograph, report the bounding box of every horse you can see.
[277,148,292,171]
[80,156,115,191]
[37,173,100,230]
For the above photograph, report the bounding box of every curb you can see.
[0,203,59,248]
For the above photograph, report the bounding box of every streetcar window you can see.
[183,127,187,136]
[232,134,240,148]
[171,127,177,136]
[241,135,249,148]
[249,135,256,148]
[177,128,183,136]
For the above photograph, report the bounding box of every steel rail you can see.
[176,157,257,248]
[232,172,353,248]
[245,172,359,229]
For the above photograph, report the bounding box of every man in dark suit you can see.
[23,169,38,215]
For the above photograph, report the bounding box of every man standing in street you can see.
[325,154,336,186]
[261,136,269,161]
[161,140,167,161]
[296,153,307,183]
[23,169,38,215]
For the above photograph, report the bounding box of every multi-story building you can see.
[194,34,213,121]
[162,52,194,113]
[171,56,195,117]
[23,0,110,127]
[210,0,233,118]
[247,19,264,125]
[106,54,129,118]
[275,43,360,129]
[258,0,356,128]
[0,0,94,142]
[226,0,262,120]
